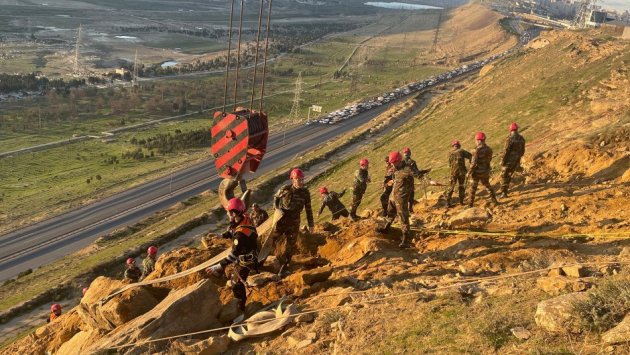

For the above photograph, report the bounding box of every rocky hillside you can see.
[3,23,630,355]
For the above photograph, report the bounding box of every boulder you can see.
[248,272,281,287]
[170,334,230,355]
[218,298,241,325]
[447,207,491,228]
[286,267,333,291]
[56,330,104,355]
[536,276,590,295]
[262,255,283,274]
[90,280,222,353]
[143,247,213,289]
[77,276,161,331]
[562,265,587,278]
[535,292,588,333]
[329,237,387,266]
[0,309,83,355]
[602,313,630,345]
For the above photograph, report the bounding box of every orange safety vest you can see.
[50,312,60,322]
[234,215,256,237]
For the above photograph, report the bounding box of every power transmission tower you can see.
[74,24,82,75]
[289,71,303,121]
[133,49,139,88]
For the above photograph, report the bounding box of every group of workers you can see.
[201,122,525,309]
[48,123,525,320]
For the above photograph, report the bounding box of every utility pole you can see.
[431,11,443,54]
[133,49,139,89]
[74,24,82,76]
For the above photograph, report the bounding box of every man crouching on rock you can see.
[206,197,259,311]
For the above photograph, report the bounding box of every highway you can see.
[0,101,398,281]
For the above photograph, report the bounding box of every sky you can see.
[599,0,630,13]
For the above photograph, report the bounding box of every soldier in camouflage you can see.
[250,203,269,227]
[380,156,395,217]
[467,132,499,207]
[446,140,472,207]
[124,258,142,283]
[378,151,425,248]
[272,168,314,275]
[318,187,349,220]
[402,147,430,212]
[350,159,371,220]
[141,246,158,280]
[500,122,526,198]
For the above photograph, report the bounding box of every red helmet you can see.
[227,197,246,213]
[147,246,158,256]
[319,187,328,194]
[402,147,411,156]
[126,257,135,265]
[509,122,518,131]
[359,158,369,167]
[289,168,304,179]
[388,151,402,164]
[51,304,61,312]
[475,132,486,141]
[451,139,460,147]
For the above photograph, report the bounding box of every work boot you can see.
[458,188,466,205]
[398,231,411,248]
[376,221,391,233]
[446,191,454,207]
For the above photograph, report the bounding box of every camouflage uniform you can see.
[218,216,258,310]
[124,266,142,283]
[446,148,472,206]
[500,132,526,196]
[402,156,430,212]
[318,190,349,220]
[382,160,424,247]
[467,142,498,207]
[380,162,395,217]
[250,208,269,227]
[273,184,314,267]
[141,256,156,280]
[350,168,369,218]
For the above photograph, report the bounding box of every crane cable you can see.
[232,0,245,111]
[259,0,273,112]
[222,0,236,113]
[249,0,266,112]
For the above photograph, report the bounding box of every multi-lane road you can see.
[0,101,398,281]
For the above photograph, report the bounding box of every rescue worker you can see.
[141,246,158,280]
[378,151,422,248]
[467,132,499,207]
[402,147,431,212]
[48,304,62,323]
[500,122,526,197]
[350,159,371,220]
[206,198,258,311]
[317,187,349,220]
[124,257,142,283]
[380,155,395,217]
[446,140,472,207]
[272,168,314,275]
[250,203,269,227]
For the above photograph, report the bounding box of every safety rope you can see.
[104,259,629,351]
[222,0,236,113]
[259,0,273,112]
[232,0,245,111]
[406,226,630,240]
[249,0,266,112]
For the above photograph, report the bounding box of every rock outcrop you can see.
[535,292,588,334]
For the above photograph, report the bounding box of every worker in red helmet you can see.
[446,139,472,207]
[380,155,395,217]
[499,122,526,197]
[206,197,258,311]
[317,186,349,221]
[467,132,499,207]
[272,168,314,276]
[349,158,371,220]
[124,257,142,283]
[401,147,431,212]
[378,151,424,248]
[48,304,62,323]
[249,203,269,228]
[141,246,159,280]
